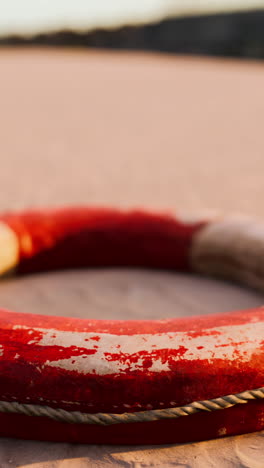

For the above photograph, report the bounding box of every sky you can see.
[0,0,263,36]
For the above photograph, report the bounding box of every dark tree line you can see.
[1,9,264,59]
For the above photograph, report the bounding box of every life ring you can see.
[0,206,263,445]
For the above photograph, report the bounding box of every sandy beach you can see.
[0,48,264,467]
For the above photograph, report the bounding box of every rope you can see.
[0,387,263,426]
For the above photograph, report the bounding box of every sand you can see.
[0,48,263,467]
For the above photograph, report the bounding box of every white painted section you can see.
[11,320,264,375]
[191,216,264,291]
[0,222,19,275]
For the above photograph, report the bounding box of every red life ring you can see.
[0,207,263,445]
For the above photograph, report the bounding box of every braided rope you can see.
[0,387,263,426]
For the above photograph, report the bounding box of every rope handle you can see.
[1,387,263,426]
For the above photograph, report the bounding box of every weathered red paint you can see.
[0,307,263,443]
[0,207,263,444]
[0,207,205,273]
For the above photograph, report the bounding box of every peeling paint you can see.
[8,321,264,376]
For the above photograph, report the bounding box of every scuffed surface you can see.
[0,307,263,415]
[0,263,264,463]
[1,49,264,465]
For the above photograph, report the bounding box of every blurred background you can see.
[1,1,264,58]
[0,0,264,215]
[1,3,264,466]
